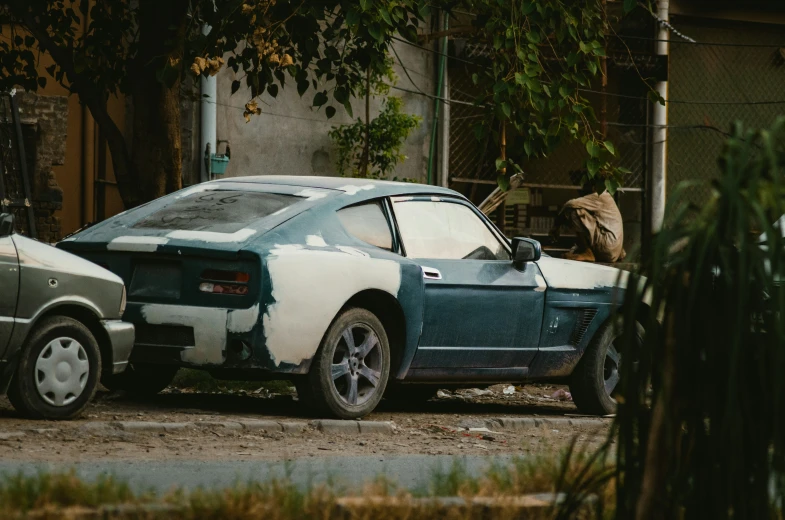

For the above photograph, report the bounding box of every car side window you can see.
[392,200,510,260]
[337,202,394,251]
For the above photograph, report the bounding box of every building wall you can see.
[215,41,436,183]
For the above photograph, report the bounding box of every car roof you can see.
[212,175,461,198]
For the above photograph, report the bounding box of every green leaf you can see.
[297,79,309,97]
[579,41,590,53]
[471,73,479,85]
[379,8,393,26]
[605,178,619,194]
[231,80,241,94]
[45,65,56,77]
[526,31,541,44]
[542,84,551,97]
[497,174,510,191]
[623,0,637,12]
[520,1,536,15]
[313,91,328,107]
[267,84,279,98]
[368,23,383,42]
[37,77,46,89]
[501,102,512,118]
[523,141,533,156]
[587,61,597,75]
[346,9,360,26]
[586,141,601,158]
[344,100,353,118]
[603,140,616,156]
[326,106,337,119]
[359,0,371,11]
[515,72,526,85]
[495,158,507,170]
[587,157,600,176]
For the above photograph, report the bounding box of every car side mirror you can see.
[512,237,541,268]
[0,213,14,238]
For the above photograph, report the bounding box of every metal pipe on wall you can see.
[650,0,669,233]
[438,33,450,188]
[200,24,217,184]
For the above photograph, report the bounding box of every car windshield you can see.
[133,190,297,233]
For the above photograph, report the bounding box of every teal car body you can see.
[57,176,630,388]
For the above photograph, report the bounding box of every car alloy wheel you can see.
[331,324,383,407]
[34,337,90,406]
[603,343,621,396]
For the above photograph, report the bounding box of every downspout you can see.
[427,12,448,186]
[200,24,217,183]
[80,7,95,226]
[438,35,450,188]
[650,0,669,233]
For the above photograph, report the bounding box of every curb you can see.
[479,417,610,431]
[74,419,397,436]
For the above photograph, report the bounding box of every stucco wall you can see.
[215,41,436,183]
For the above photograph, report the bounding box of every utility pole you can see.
[650,0,669,233]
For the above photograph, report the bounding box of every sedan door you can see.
[392,196,545,378]
[0,234,19,356]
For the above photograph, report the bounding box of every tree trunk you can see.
[129,0,189,206]
[358,66,371,177]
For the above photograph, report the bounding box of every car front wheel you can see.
[570,319,643,415]
[309,307,390,419]
[7,316,101,420]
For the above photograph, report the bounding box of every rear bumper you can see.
[101,320,135,374]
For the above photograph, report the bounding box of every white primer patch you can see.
[174,184,214,199]
[295,188,328,201]
[534,274,547,292]
[227,303,260,333]
[305,234,328,247]
[336,245,369,257]
[536,257,628,290]
[141,303,260,365]
[107,236,169,252]
[271,207,289,216]
[339,184,375,195]
[166,228,256,243]
[431,196,441,202]
[263,248,401,366]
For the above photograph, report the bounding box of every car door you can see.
[0,234,19,356]
[391,196,546,375]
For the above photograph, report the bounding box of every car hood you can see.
[13,235,123,285]
[536,256,629,291]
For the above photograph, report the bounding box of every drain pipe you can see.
[426,12,448,186]
[200,24,217,184]
[650,0,669,233]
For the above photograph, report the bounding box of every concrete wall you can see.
[215,41,436,183]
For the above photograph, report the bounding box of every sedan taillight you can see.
[199,270,250,296]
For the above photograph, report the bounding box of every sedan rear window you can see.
[337,202,393,251]
[133,190,297,233]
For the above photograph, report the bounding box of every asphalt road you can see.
[0,455,514,493]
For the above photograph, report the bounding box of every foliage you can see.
[614,119,785,518]
[329,97,421,179]
[460,0,628,193]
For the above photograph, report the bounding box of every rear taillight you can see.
[199,270,250,296]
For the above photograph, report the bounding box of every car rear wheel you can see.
[101,363,179,396]
[570,319,643,415]
[8,316,101,420]
[309,308,390,419]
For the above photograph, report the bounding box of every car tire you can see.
[309,307,390,419]
[570,318,643,416]
[101,363,179,396]
[7,316,101,420]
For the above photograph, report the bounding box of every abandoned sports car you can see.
[57,176,644,419]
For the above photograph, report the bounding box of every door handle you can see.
[422,266,442,280]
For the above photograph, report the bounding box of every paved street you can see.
[0,384,611,490]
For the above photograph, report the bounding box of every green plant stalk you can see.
[427,13,448,186]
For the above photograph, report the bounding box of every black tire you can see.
[570,319,644,415]
[101,363,179,396]
[309,307,390,419]
[293,376,315,409]
[385,384,438,402]
[7,316,101,420]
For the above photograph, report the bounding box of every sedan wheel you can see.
[34,337,90,407]
[603,343,621,396]
[309,308,390,419]
[8,316,101,420]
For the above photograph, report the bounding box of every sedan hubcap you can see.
[331,324,382,407]
[34,338,89,407]
[604,343,621,396]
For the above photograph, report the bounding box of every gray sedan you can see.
[0,213,134,419]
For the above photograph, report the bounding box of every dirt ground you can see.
[0,384,612,463]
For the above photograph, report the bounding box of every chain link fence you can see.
[667,19,785,208]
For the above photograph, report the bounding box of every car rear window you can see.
[133,190,297,233]
[337,202,393,251]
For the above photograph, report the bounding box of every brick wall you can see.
[15,92,68,243]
